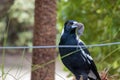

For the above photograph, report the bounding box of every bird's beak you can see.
[72,22,84,36]
[71,22,84,29]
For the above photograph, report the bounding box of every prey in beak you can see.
[71,21,84,36]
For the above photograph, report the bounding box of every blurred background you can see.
[0,0,120,80]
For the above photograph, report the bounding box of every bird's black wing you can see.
[79,42,101,80]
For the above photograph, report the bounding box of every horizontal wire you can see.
[0,42,120,49]
[1,42,119,80]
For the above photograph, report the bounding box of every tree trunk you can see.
[31,0,56,80]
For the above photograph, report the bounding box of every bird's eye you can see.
[68,22,73,26]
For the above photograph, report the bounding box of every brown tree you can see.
[31,0,56,80]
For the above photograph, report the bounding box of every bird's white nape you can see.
[61,28,64,36]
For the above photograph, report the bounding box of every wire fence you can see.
[0,42,120,49]
[0,41,120,80]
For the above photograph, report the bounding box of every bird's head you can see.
[62,20,84,36]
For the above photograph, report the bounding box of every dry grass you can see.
[72,68,119,80]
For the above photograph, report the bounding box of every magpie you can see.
[59,20,101,80]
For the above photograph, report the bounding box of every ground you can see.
[0,52,73,80]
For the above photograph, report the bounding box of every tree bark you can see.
[31,0,56,80]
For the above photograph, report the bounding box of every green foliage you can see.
[0,0,120,78]
[15,31,33,46]
[9,0,34,24]
[0,0,34,46]
[0,20,6,41]
[57,0,120,77]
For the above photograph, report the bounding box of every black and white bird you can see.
[59,20,101,80]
